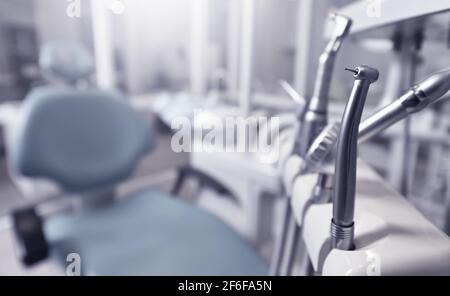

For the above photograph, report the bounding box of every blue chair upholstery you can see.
[12,86,152,192]
[12,88,268,275]
[39,41,95,83]
[45,191,268,275]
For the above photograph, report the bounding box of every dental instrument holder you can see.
[312,173,334,204]
[295,14,352,155]
[331,66,379,250]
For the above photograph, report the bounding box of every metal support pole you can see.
[239,0,255,116]
[91,0,117,89]
[226,0,241,101]
[279,214,300,276]
[189,0,209,97]
[269,198,291,276]
[388,31,422,197]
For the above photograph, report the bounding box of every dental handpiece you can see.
[331,65,379,250]
[302,69,450,173]
[271,13,352,277]
[294,14,352,156]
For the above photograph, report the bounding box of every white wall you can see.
[120,0,191,94]
[33,0,93,49]
[252,0,298,93]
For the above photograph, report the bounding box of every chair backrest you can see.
[39,41,95,84]
[11,86,153,193]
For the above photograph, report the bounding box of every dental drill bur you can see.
[302,68,450,174]
[331,65,379,250]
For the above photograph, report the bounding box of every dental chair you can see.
[39,41,95,86]
[4,40,236,212]
[1,41,97,200]
[10,87,268,275]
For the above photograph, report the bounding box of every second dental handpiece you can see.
[294,14,352,156]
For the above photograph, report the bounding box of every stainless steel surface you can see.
[331,65,379,250]
[360,69,450,140]
[330,220,354,251]
[358,99,405,141]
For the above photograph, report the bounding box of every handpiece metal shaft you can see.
[359,69,450,142]
[331,65,379,250]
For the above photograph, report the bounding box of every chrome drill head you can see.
[327,13,353,50]
[345,65,380,82]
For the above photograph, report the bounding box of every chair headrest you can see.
[12,87,153,193]
[39,41,95,83]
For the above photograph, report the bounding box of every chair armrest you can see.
[11,207,49,266]
[171,166,238,203]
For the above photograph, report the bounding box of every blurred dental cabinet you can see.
[0,0,449,276]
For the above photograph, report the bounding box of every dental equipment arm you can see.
[303,69,450,173]
[359,69,450,141]
[331,66,379,250]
